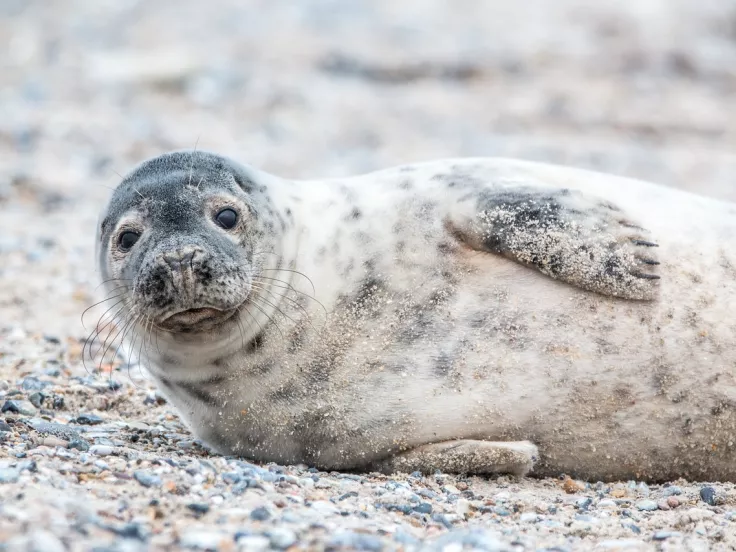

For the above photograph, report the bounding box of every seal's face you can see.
[97,152,263,334]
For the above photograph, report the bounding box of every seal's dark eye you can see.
[215,208,238,229]
[118,231,140,251]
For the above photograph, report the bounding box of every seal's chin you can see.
[159,306,238,333]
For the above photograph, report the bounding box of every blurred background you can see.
[1,0,736,337]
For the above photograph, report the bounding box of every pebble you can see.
[250,506,271,521]
[0,467,20,483]
[179,530,227,550]
[413,502,432,514]
[597,499,617,509]
[21,377,50,391]
[28,392,45,408]
[1,400,37,416]
[134,470,161,488]
[328,531,384,551]
[74,413,104,425]
[266,528,297,549]
[656,500,670,511]
[666,497,680,509]
[68,438,89,452]
[28,421,82,441]
[187,503,210,515]
[635,500,658,512]
[662,486,682,496]
[0,419,11,432]
[89,445,114,456]
[699,486,716,506]
[235,535,271,551]
[653,531,682,541]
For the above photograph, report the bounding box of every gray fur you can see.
[96,150,736,482]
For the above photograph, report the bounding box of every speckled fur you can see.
[97,150,736,482]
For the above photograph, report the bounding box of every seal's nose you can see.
[162,246,202,272]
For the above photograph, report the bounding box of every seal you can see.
[95,150,736,482]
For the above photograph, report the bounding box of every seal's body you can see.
[97,152,736,482]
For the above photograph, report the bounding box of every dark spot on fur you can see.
[344,207,362,221]
[434,352,454,377]
[269,379,301,402]
[354,231,372,245]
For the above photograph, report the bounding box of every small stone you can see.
[28,421,82,441]
[656,500,671,511]
[0,467,20,483]
[0,419,12,432]
[662,486,682,496]
[74,413,104,425]
[89,445,114,456]
[179,530,226,550]
[653,531,682,541]
[250,506,271,521]
[456,499,472,518]
[492,506,511,516]
[68,438,89,452]
[636,499,658,511]
[22,377,50,391]
[328,531,384,551]
[576,497,593,510]
[442,484,460,494]
[520,512,539,523]
[1,400,37,416]
[51,395,64,409]
[235,535,270,551]
[39,436,68,448]
[267,528,297,549]
[413,502,432,514]
[187,503,210,516]
[621,521,641,534]
[562,476,583,494]
[597,499,617,509]
[666,497,680,509]
[134,470,161,488]
[699,486,716,506]
[28,392,45,408]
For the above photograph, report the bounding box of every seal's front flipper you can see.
[371,439,538,477]
[447,186,661,300]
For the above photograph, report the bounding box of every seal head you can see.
[97,151,272,335]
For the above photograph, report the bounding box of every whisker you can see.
[188,136,200,187]
[252,276,328,318]
[249,292,300,328]
[90,300,131,360]
[248,300,284,341]
[258,268,316,295]
[99,308,138,372]
[80,289,131,330]
[251,283,326,334]
[82,299,130,373]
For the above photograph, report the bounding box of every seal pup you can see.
[95,150,736,482]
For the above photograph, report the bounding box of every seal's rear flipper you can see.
[371,439,538,477]
[445,186,661,300]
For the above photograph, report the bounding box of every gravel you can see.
[2,0,736,550]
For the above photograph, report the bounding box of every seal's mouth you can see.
[159,307,237,332]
